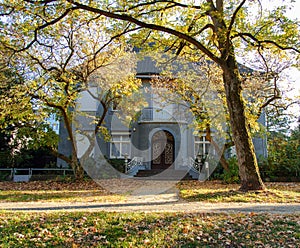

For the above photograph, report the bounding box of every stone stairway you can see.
[135,169,193,180]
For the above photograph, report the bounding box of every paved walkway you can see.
[1,189,299,214]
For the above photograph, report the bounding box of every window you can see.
[111,100,119,111]
[151,92,174,120]
[194,135,211,158]
[110,133,131,158]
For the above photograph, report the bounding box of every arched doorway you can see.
[151,130,175,170]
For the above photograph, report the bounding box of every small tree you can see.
[260,102,300,180]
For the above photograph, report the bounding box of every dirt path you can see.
[1,190,299,214]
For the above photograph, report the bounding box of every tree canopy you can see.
[0,8,142,179]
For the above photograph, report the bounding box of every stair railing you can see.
[188,157,203,174]
[125,157,144,174]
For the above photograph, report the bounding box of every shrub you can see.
[221,157,240,184]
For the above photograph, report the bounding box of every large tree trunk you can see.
[71,156,84,181]
[206,0,265,191]
[223,56,265,191]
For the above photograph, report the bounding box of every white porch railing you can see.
[188,157,204,174]
[0,168,73,182]
[125,157,144,175]
[188,157,210,179]
[138,107,187,122]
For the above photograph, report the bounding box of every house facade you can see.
[58,56,267,179]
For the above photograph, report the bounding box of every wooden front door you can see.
[151,130,174,170]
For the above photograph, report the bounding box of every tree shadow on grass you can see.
[179,189,297,203]
[181,190,242,202]
[0,190,115,202]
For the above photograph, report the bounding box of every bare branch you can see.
[257,76,281,119]
[25,51,59,72]
[50,149,73,165]
[16,6,80,52]
[226,0,246,45]
[122,0,203,12]
[24,0,57,4]
[228,0,246,33]
[135,3,177,18]
[233,32,300,53]
[193,23,215,36]
[92,26,140,60]
[66,0,222,65]
[62,30,75,71]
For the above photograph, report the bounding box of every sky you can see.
[279,0,300,126]
[265,0,300,90]
[257,0,300,127]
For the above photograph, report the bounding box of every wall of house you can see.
[253,111,268,159]
[132,122,181,169]
[57,121,72,168]
[57,56,268,172]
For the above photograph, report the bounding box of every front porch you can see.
[124,156,210,180]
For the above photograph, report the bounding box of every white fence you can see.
[0,168,73,182]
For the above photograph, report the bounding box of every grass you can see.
[0,180,299,247]
[0,211,299,247]
[0,180,125,203]
[0,190,124,203]
[0,180,299,203]
[178,181,300,203]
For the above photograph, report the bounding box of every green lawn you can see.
[0,190,125,202]
[0,180,124,203]
[0,211,299,247]
[0,180,299,247]
[0,180,299,203]
[178,181,300,203]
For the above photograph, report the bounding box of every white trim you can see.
[111,132,131,135]
[194,135,211,158]
[111,100,119,111]
[136,75,161,79]
[109,133,131,159]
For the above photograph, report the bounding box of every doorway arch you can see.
[151,130,175,169]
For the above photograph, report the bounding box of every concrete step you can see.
[135,169,193,180]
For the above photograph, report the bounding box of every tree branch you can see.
[16,6,80,52]
[122,0,203,12]
[66,0,222,65]
[226,0,246,50]
[233,33,300,53]
[256,76,281,119]
[50,149,73,165]
[227,0,246,34]
[24,0,57,4]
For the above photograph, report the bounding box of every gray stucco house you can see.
[58,55,267,179]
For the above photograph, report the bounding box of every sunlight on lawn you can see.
[178,181,300,203]
[0,190,124,203]
[0,180,299,203]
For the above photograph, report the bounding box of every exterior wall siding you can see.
[57,56,268,174]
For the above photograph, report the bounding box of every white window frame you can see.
[111,100,119,112]
[109,132,131,159]
[194,134,213,158]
